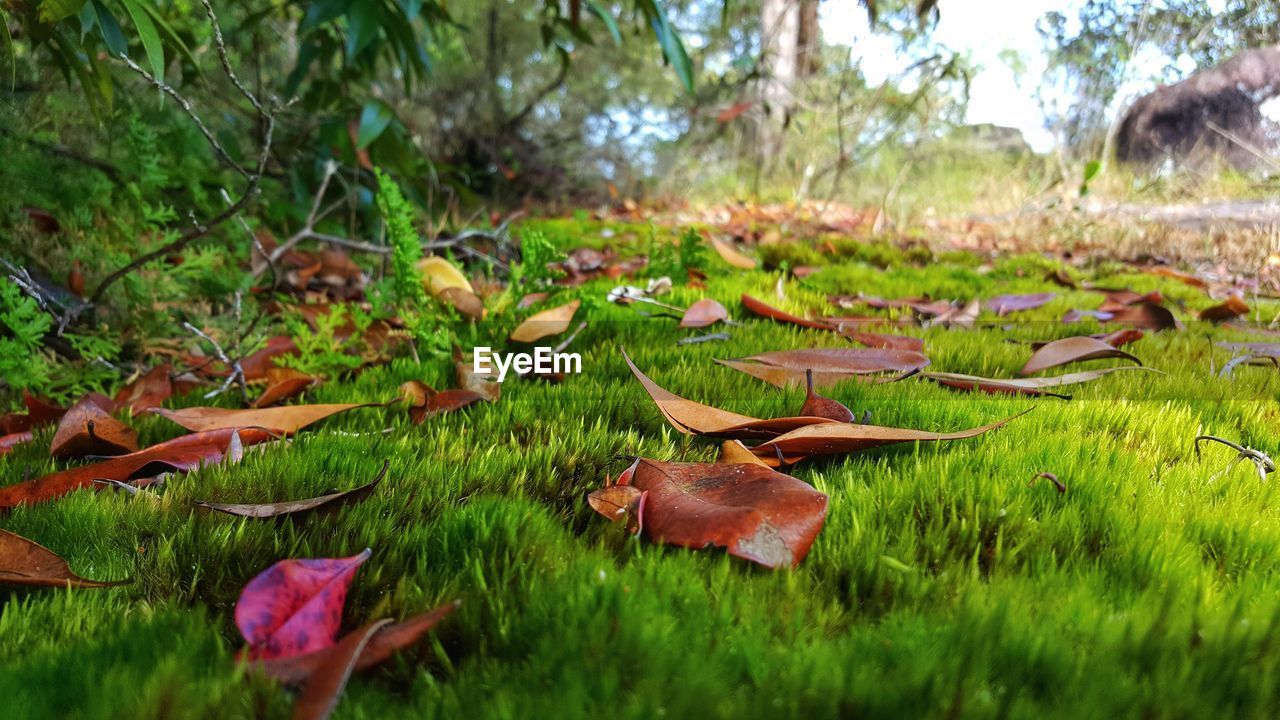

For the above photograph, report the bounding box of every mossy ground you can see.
[4,219,1280,719]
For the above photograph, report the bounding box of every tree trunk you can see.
[1115,44,1280,168]
[758,0,819,167]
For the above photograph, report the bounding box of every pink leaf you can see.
[235,549,371,661]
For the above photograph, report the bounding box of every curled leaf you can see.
[751,411,1027,466]
[1199,295,1249,323]
[150,403,375,435]
[718,440,769,467]
[744,347,929,374]
[713,359,916,389]
[1020,336,1142,376]
[740,294,831,330]
[197,461,386,518]
[292,619,393,720]
[0,529,130,588]
[708,235,757,269]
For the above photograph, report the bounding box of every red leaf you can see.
[740,294,830,330]
[0,428,273,511]
[1199,295,1249,323]
[799,369,855,422]
[114,365,173,414]
[613,459,828,568]
[715,101,753,123]
[1,432,33,455]
[292,619,392,720]
[236,549,372,661]
[249,601,460,687]
[1108,301,1180,331]
[252,368,317,409]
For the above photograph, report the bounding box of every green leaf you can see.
[119,0,164,83]
[356,100,394,149]
[345,1,380,59]
[40,0,90,23]
[91,1,127,57]
[636,0,693,92]
[137,1,199,73]
[586,1,622,46]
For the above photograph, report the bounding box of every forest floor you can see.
[4,214,1280,719]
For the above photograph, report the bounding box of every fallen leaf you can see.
[236,549,372,661]
[292,619,392,720]
[612,458,827,568]
[1093,287,1163,311]
[922,367,1152,398]
[744,348,929,374]
[0,431,33,455]
[799,370,855,422]
[1146,265,1207,289]
[251,601,460,687]
[455,356,500,403]
[197,461,386,518]
[708,235,756,269]
[713,359,915,389]
[587,484,644,523]
[926,299,981,329]
[718,440,769,466]
[1199,295,1249,323]
[1020,336,1142,375]
[412,389,484,424]
[253,369,318,409]
[741,294,831,330]
[679,299,729,329]
[114,364,173,413]
[0,428,274,511]
[517,292,550,310]
[240,336,301,380]
[1100,328,1145,347]
[985,292,1055,316]
[1062,309,1114,323]
[150,403,374,435]
[1045,269,1076,288]
[837,330,924,352]
[622,348,833,439]
[50,396,138,459]
[440,286,486,321]
[750,411,1026,466]
[0,529,129,588]
[511,299,581,343]
[1108,301,1180,331]
[417,256,474,297]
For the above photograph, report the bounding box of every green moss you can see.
[4,223,1280,718]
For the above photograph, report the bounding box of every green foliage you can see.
[648,226,708,280]
[0,280,54,393]
[375,169,426,308]
[511,230,565,289]
[279,305,371,380]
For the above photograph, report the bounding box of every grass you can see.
[4,218,1280,719]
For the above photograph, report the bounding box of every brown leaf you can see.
[1146,265,1207,289]
[250,602,460,687]
[114,364,173,414]
[587,484,644,523]
[0,529,129,588]
[440,286,486,321]
[922,367,1153,398]
[149,403,375,435]
[197,461,386,518]
[292,619,393,720]
[50,396,138,459]
[1108,301,1180,331]
[415,390,485,424]
[718,440,769,466]
[750,411,1027,466]
[837,330,924,352]
[511,299,581,343]
[456,358,500,403]
[1,431,33,455]
[744,348,930,374]
[799,370,855,422]
[679,299,729,329]
[253,368,319,409]
[927,299,981,329]
[1045,269,1076,288]
[240,336,300,381]
[1020,336,1142,376]
[0,428,275,511]
[708,235,757,269]
[614,459,828,568]
[1101,328,1145,347]
[622,349,834,439]
[713,359,915,389]
[740,294,831,330]
[1199,295,1249,323]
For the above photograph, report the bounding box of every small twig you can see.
[1195,435,1274,480]
[677,331,731,346]
[183,322,247,402]
[1028,472,1067,493]
[552,321,588,354]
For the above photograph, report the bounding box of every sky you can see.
[819,0,1101,152]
